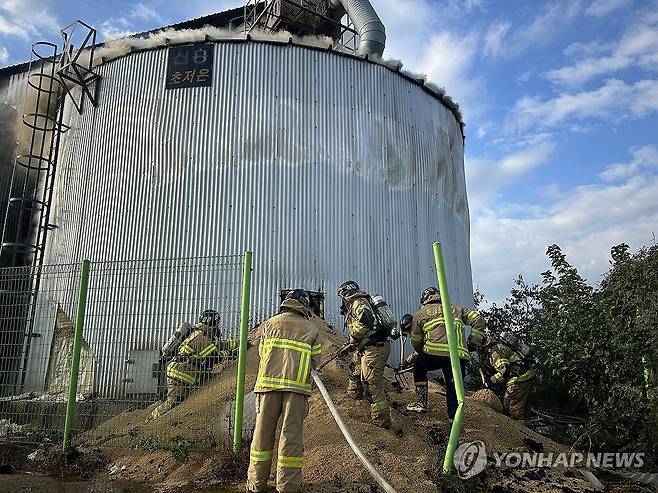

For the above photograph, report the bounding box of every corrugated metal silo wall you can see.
[38,41,472,396]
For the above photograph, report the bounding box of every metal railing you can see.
[0,253,251,451]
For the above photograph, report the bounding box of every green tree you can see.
[476,243,658,465]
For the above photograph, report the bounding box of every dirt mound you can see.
[79,322,598,492]
[471,389,503,413]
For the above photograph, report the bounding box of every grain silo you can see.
[0,0,472,401]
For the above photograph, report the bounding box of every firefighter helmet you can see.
[284,289,310,307]
[420,287,439,305]
[399,313,413,334]
[199,309,219,328]
[337,280,360,299]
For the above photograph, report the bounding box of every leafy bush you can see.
[476,243,658,467]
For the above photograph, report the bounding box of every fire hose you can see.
[311,369,398,493]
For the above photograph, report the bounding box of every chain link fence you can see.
[0,254,248,450]
[0,263,81,443]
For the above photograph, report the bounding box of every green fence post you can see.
[233,250,253,453]
[62,259,91,451]
[432,242,466,474]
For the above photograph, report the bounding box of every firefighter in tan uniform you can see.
[337,280,391,429]
[247,289,321,493]
[471,331,536,423]
[150,310,236,419]
[408,287,484,420]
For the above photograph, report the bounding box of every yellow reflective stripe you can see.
[250,449,273,462]
[372,399,389,411]
[296,351,306,383]
[423,318,444,334]
[197,343,217,358]
[492,372,505,383]
[510,369,535,384]
[277,455,303,468]
[296,351,312,384]
[262,337,313,352]
[509,353,521,364]
[348,320,368,337]
[179,343,194,355]
[256,375,312,387]
[262,341,312,354]
[423,341,469,358]
[465,311,480,324]
[416,381,428,386]
[166,368,196,385]
[256,378,312,392]
[311,344,321,356]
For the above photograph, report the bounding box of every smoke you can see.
[75,27,335,68]
[0,63,63,262]
[74,24,463,125]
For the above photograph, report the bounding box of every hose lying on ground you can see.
[311,369,398,493]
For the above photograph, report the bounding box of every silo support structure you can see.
[432,242,465,474]
[233,250,253,453]
[62,259,91,451]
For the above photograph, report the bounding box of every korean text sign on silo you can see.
[165,44,214,90]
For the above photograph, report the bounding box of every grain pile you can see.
[471,389,504,414]
[80,322,598,492]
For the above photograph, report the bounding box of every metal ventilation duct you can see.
[331,0,386,57]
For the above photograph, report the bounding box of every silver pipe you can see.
[331,0,386,58]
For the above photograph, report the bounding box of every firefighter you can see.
[471,331,535,423]
[247,289,321,493]
[337,280,391,429]
[150,309,234,420]
[408,287,484,420]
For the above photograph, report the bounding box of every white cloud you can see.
[467,140,555,207]
[100,18,134,41]
[586,0,633,17]
[600,145,658,181]
[418,31,485,121]
[547,7,658,86]
[99,2,169,41]
[376,0,436,65]
[483,1,583,59]
[505,79,658,134]
[0,44,8,63]
[0,0,58,39]
[471,145,658,302]
[130,3,162,23]
[563,40,613,58]
[483,21,511,58]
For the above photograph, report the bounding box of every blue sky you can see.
[1,0,657,303]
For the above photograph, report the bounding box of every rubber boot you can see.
[406,384,428,413]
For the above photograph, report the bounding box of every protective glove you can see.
[489,374,500,385]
